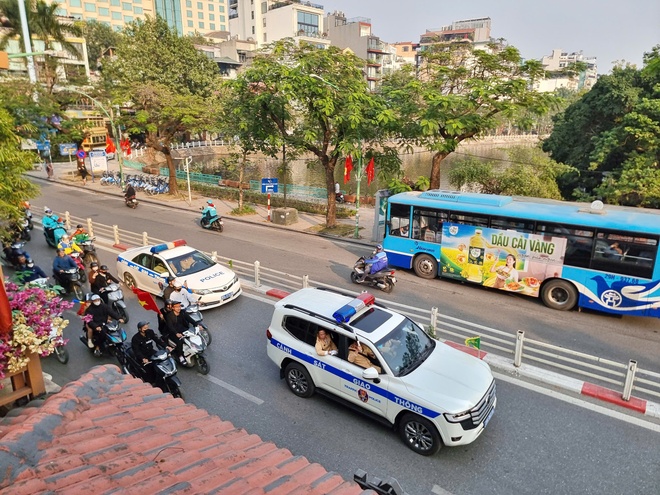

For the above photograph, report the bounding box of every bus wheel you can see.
[541,279,578,311]
[414,254,437,279]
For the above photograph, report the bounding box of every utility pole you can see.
[17,0,37,84]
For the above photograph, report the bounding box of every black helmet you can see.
[165,299,174,305]
[137,321,149,330]
[100,265,108,271]
[90,262,99,267]
[166,276,176,283]
[76,224,83,229]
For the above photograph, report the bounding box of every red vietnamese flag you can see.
[344,155,353,184]
[132,287,160,313]
[76,300,89,316]
[366,157,375,185]
[105,135,116,154]
[120,138,132,156]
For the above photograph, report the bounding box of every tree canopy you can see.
[543,45,660,207]
[380,40,555,190]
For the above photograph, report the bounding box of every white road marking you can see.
[492,371,660,433]
[200,373,264,405]
[431,485,455,495]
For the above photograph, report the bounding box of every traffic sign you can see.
[59,143,77,156]
[36,139,50,152]
[261,177,278,193]
[89,150,107,171]
[76,149,86,159]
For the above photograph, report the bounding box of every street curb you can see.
[248,283,660,421]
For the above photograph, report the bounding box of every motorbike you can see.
[79,319,127,358]
[185,303,212,345]
[350,256,397,293]
[200,208,223,232]
[12,217,32,242]
[118,343,183,399]
[49,323,69,364]
[125,196,139,209]
[69,252,87,283]
[54,267,84,300]
[44,224,67,248]
[77,236,99,266]
[1,241,31,268]
[167,325,210,375]
[103,282,129,323]
[336,192,345,204]
[22,201,34,230]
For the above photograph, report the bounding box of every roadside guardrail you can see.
[54,213,660,404]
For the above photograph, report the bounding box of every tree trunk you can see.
[164,149,178,195]
[238,151,246,210]
[429,151,449,190]
[324,158,337,227]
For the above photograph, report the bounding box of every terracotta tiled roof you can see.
[0,365,370,495]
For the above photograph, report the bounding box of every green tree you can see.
[0,107,39,240]
[234,39,398,227]
[0,0,84,91]
[448,146,573,199]
[381,40,554,190]
[78,20,122,70]
[101,16,220,194]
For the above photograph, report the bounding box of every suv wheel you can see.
[399,413,442,456]
[285,362,315,398]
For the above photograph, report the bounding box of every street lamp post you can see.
[16,0,37,84]
[66,88,125,188]
[310,74,362,238]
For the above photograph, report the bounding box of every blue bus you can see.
[382,190,660,317]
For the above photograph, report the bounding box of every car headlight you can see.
[192,288,212,295]
[444,411,471,423]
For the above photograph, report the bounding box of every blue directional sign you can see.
[36,139,50,152]
[59,143,77,156]
[261,177,279,193]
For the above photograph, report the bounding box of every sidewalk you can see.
[33,159,376,245]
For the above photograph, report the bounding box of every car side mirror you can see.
[362,367,379,381]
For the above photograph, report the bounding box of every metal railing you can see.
[52,213,660,404]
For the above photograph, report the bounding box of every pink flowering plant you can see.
[0,279,73,383]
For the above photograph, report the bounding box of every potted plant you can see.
[344,188,357,204]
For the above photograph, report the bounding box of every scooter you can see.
[125,196,139,209]
[78,236,99,266]
[53,268,84,300]
[103,282,129,323]
[79,319,127,358]
[69,251,87,284]
[172,326,210,375]
[350,257,397,293]
[200,208,223,232]
[185,303,212,345]
[118,343,183,399]
[1,241,31,268]
[44,224,67,248]
[22,201,34,230]
[49,323,69,364]
[336,192,345,204]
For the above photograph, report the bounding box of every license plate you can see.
[483,407,494,428]
[391,277,397,283]
[221,292,233,301]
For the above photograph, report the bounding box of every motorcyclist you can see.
[88,261,100,286]
[57,234,83,255]
[158,299,174,335]
[52,248,78,286]
[92,264,121,303]
[84,293,124,356]
[169,277,196,310]
[42,207,66,245]
[3,239,30,267]
[16,255,48,283]
[124,184,136,201]
[132,321,172,385]
[71,224,90,243]
[334,182,344,202]
[162,276,177,302]
[163,300,197,364]
[358,245,388,282]
[201,200,218,226]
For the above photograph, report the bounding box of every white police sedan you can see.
[267,288,496,455]
[116,239,241,309]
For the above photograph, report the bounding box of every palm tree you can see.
[0,0,83,90]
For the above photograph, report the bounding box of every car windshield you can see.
[374,317,434,377]
[167,251,215,276]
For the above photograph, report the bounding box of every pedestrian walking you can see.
[77,156,89,186]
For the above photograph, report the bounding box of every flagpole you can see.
[354,137,362,239]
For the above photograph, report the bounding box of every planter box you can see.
[0,353,45,408]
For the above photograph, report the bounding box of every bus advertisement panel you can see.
[440,223,568,297]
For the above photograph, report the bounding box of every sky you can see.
[321,0,660,74]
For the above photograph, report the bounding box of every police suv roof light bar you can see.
[333,293,376,323]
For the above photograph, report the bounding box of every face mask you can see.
[93,301,101,306]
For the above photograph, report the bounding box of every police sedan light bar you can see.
[333,293,376,323]
[150,239,187,254]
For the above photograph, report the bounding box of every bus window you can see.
[491,216,534,233]
[592,232,657,279]
[412,208,447,242]
[389,204,411,238]
[536,223,594,268]
[449,213,489,228]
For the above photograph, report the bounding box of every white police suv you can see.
[266,288,496,455]
[116,239,241,309]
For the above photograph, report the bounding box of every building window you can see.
[124,15,133,22]
[209,13,214,20]
[220,24,225,30]
[198,12,203,19]
[69,0,81,6]
[262,17,266,27]
[198,21,204,28]
[263,33,266,43]
[210,23,215,30]
[297,11,319,36]
[84,2,96,12]
[219,5,224,12]
[110,0,120,6]
[403,46,409,52]
[101,21,110,26]
[133,6,142,14]
[113,25,122,31]
[220,15,225,22]
[208,4,213,11]
[187,10,192,17]
[134,0,141,3]
[55,8,67,15]
[187,20,193,27]
[261,1,267,14]
[197,2,202,9]
[251,26,255,34]
[99,7,109,15]
[122,3,131,11]
[111,11,121,19]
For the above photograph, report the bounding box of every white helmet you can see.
[44,206,52,214]
[173,278,183,288]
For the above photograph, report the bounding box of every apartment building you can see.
[49,0,228,36]
[420,17,491,48]
[228,0,329,48]
[324,10,391,90]
[535,48,598,92]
